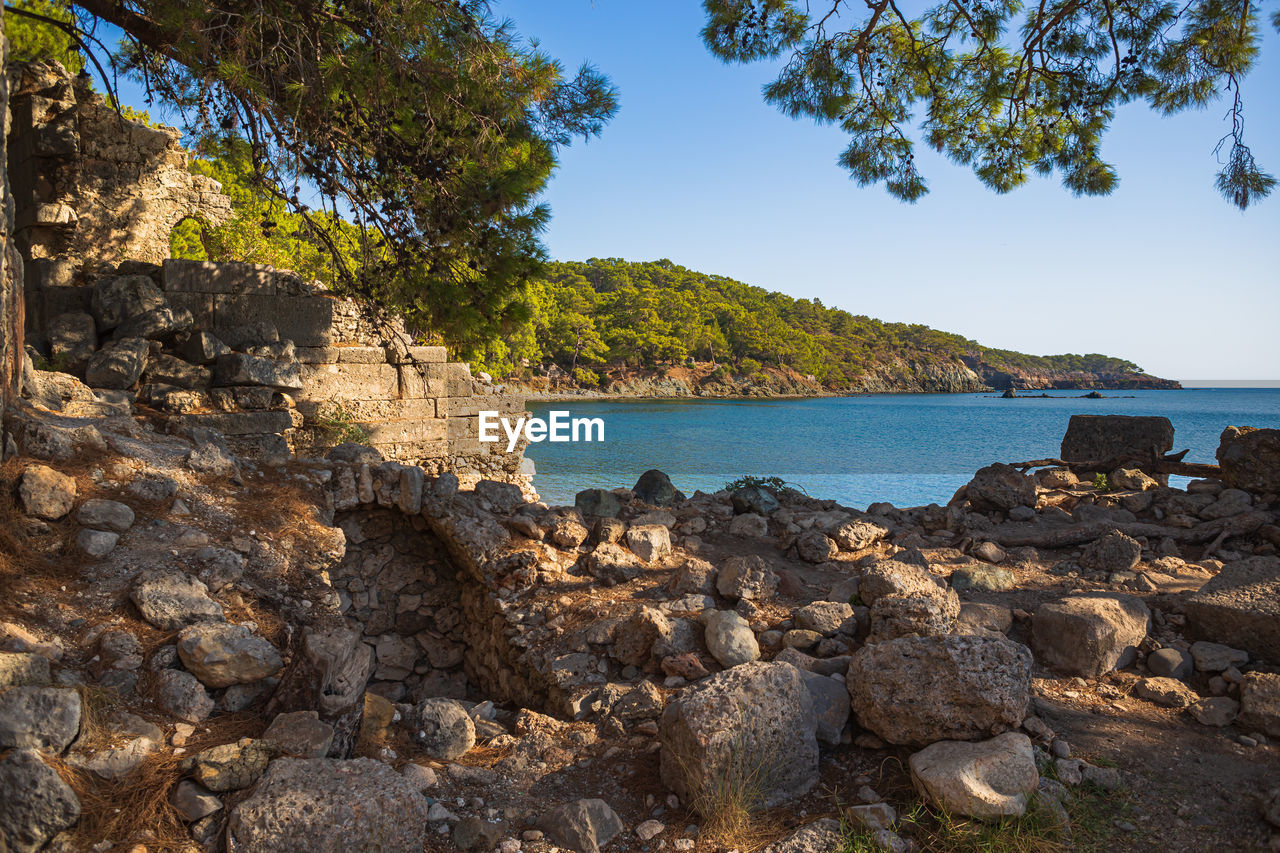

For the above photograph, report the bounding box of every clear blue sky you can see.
[492,0,1280,382]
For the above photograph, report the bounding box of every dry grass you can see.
[673,733,790,852]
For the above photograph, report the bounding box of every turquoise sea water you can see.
[524,389,1280,509]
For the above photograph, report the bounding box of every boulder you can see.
[626,523,672,562]
[575,488,622,518]
[1079,530,1142,573]
[1188,641,1249,673]
[966,463,1036,512]
[1110,468,1159,491]
[76,498,135,532]
[0,652,52,689]
[177,623,283,688]
[170,780,223,822]
[847,635,1033,746]
[212,353,302,390]
[1239,672,1280,737]
[660,661,819,810]
[47,311,96,370]
[828,519,888,551]
[77,528,119,557]
[179,331,232,365]
[716,554,778,601]
[113,305,192,341]
[760,819,844,853]
[0,687,81,752]
[860,558,960,641]
[18,464,76,520]
[668,558,718,595]
[0,749,81,853]
[950,565,1015,592]
[131,569,225,631]
[586,542,641,585]
[84,337,150,389]
[632,470,684,507]
[909,732,1039,820]
[1216,426,1280,494]
[154,668,214,723]
[1146,647,1193,680]
[794,601,854,636]
[1185,556,1280,662]
[731,485,781,516]
[703,610,760,668]
[1133,677,1198,708]
[610,607,672,667]
[262,710,335,758]
[227,757,430,852]
[547,516,590,549]
[182,740,273,792]
[1061,415,1174,467]
[797,669,850,746]
[1189,697,1240,727]
[1031,593,1149,677]
[91,274,165,330]
[474,479,524,513]
[795,528,838,563]
[145,353,211,389]
[537,799,624,853]
[408,697,475,760]
[728,512,769,538]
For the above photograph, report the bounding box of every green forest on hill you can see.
[459,258,1147,387]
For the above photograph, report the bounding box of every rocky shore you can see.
[2,384,1277,852]
[507,360,1181,402]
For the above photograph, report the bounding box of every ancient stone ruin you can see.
[6,60,531,491]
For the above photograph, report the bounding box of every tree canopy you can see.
[702,0,1276,208]
[461,257,1150,387]
[8,0,617,341]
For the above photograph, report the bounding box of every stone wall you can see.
[5,60,531,491]
[0,12,23,412]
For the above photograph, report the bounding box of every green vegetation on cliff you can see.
[462,258,1159,390]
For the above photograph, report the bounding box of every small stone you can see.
[0,687,82,752]
[1189,697,1240,727]
[402,762,438,790]
[1134,676,1198,709]
[18,465,76,520]
[154,669,213,723]
[703,610,760,668]
[409,698,475,760]
[909,732,1039,820]
[635,819,665,841]
[177,623,282,688]
[538,799,624,853]
[76,498,135,532]
[76,529,120,557]
[1147,648,1193,680]
[170,780,223,822]
[262,710,334,758]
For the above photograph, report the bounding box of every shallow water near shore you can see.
[524,388,1280,508]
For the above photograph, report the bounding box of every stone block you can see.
[335,346,388,364]
[214,294,336,347]
[298,363,399,401]
[165,291,215,329]
[1061,415,1174,464]
[1186,556,1280,662]
[448,417,478,440]
[213,353,302,390]
[163,259,278,294]
[168,411,294,436]
[398,365,446,399]
[297,398,436,422]
[363,419,447,445]
[294,347,340,364]
[408,346,447,363]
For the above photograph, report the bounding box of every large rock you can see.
[113,305,192,341]
[91,274,165,331]
[408,697,475,760]
[660,661,818,810]
[575,488,622,518]
[182,740,272,792]
[1185,556,1280,663]
[1239,672,1280,737]
[847,635,1033,746]
[703,610,761,668]
[760,819,844,853]
[966,463,1036,512]
[18,464,76,520]
[154,668,214,723]
[76,498,135,532]
[1031,593,1149,677]
[795,528,838,563]
[0,749,81,853]
[909,732,1039,820]
[1080,530,1142,573]
[797,669,850,746]
[47,311,96,370]
[828,519,888,551]
[0,652,51,689]
[131,569,225,630]
[1061,414,1174,466]
[0,687,81,752]
[1216,426,1280,494]
[626,524,671,562]
[860,558,959,641]
[262,711,335,758]
[537,799,624,853]
[177,622,283,688]
[632,470,684,507]
[731,485,781,516]
[226,757,430,852]
[715,554,778,601]
[84,337,150,389]
[212,352,302,390]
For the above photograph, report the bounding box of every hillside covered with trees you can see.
[461,258,1177,393]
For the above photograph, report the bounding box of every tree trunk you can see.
[265,623,374,758]
[989,511,1270,549]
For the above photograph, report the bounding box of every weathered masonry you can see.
[6,60,531,490]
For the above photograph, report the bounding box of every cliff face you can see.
[1,13,23,411]
[514,354,1180,399]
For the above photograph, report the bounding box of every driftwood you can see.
[265,623,374,758]
[989,510,1270,549]
[1008,448,1222,480]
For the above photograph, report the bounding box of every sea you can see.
[523,388,1280,509]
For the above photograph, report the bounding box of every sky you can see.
[488,0,1280,383]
